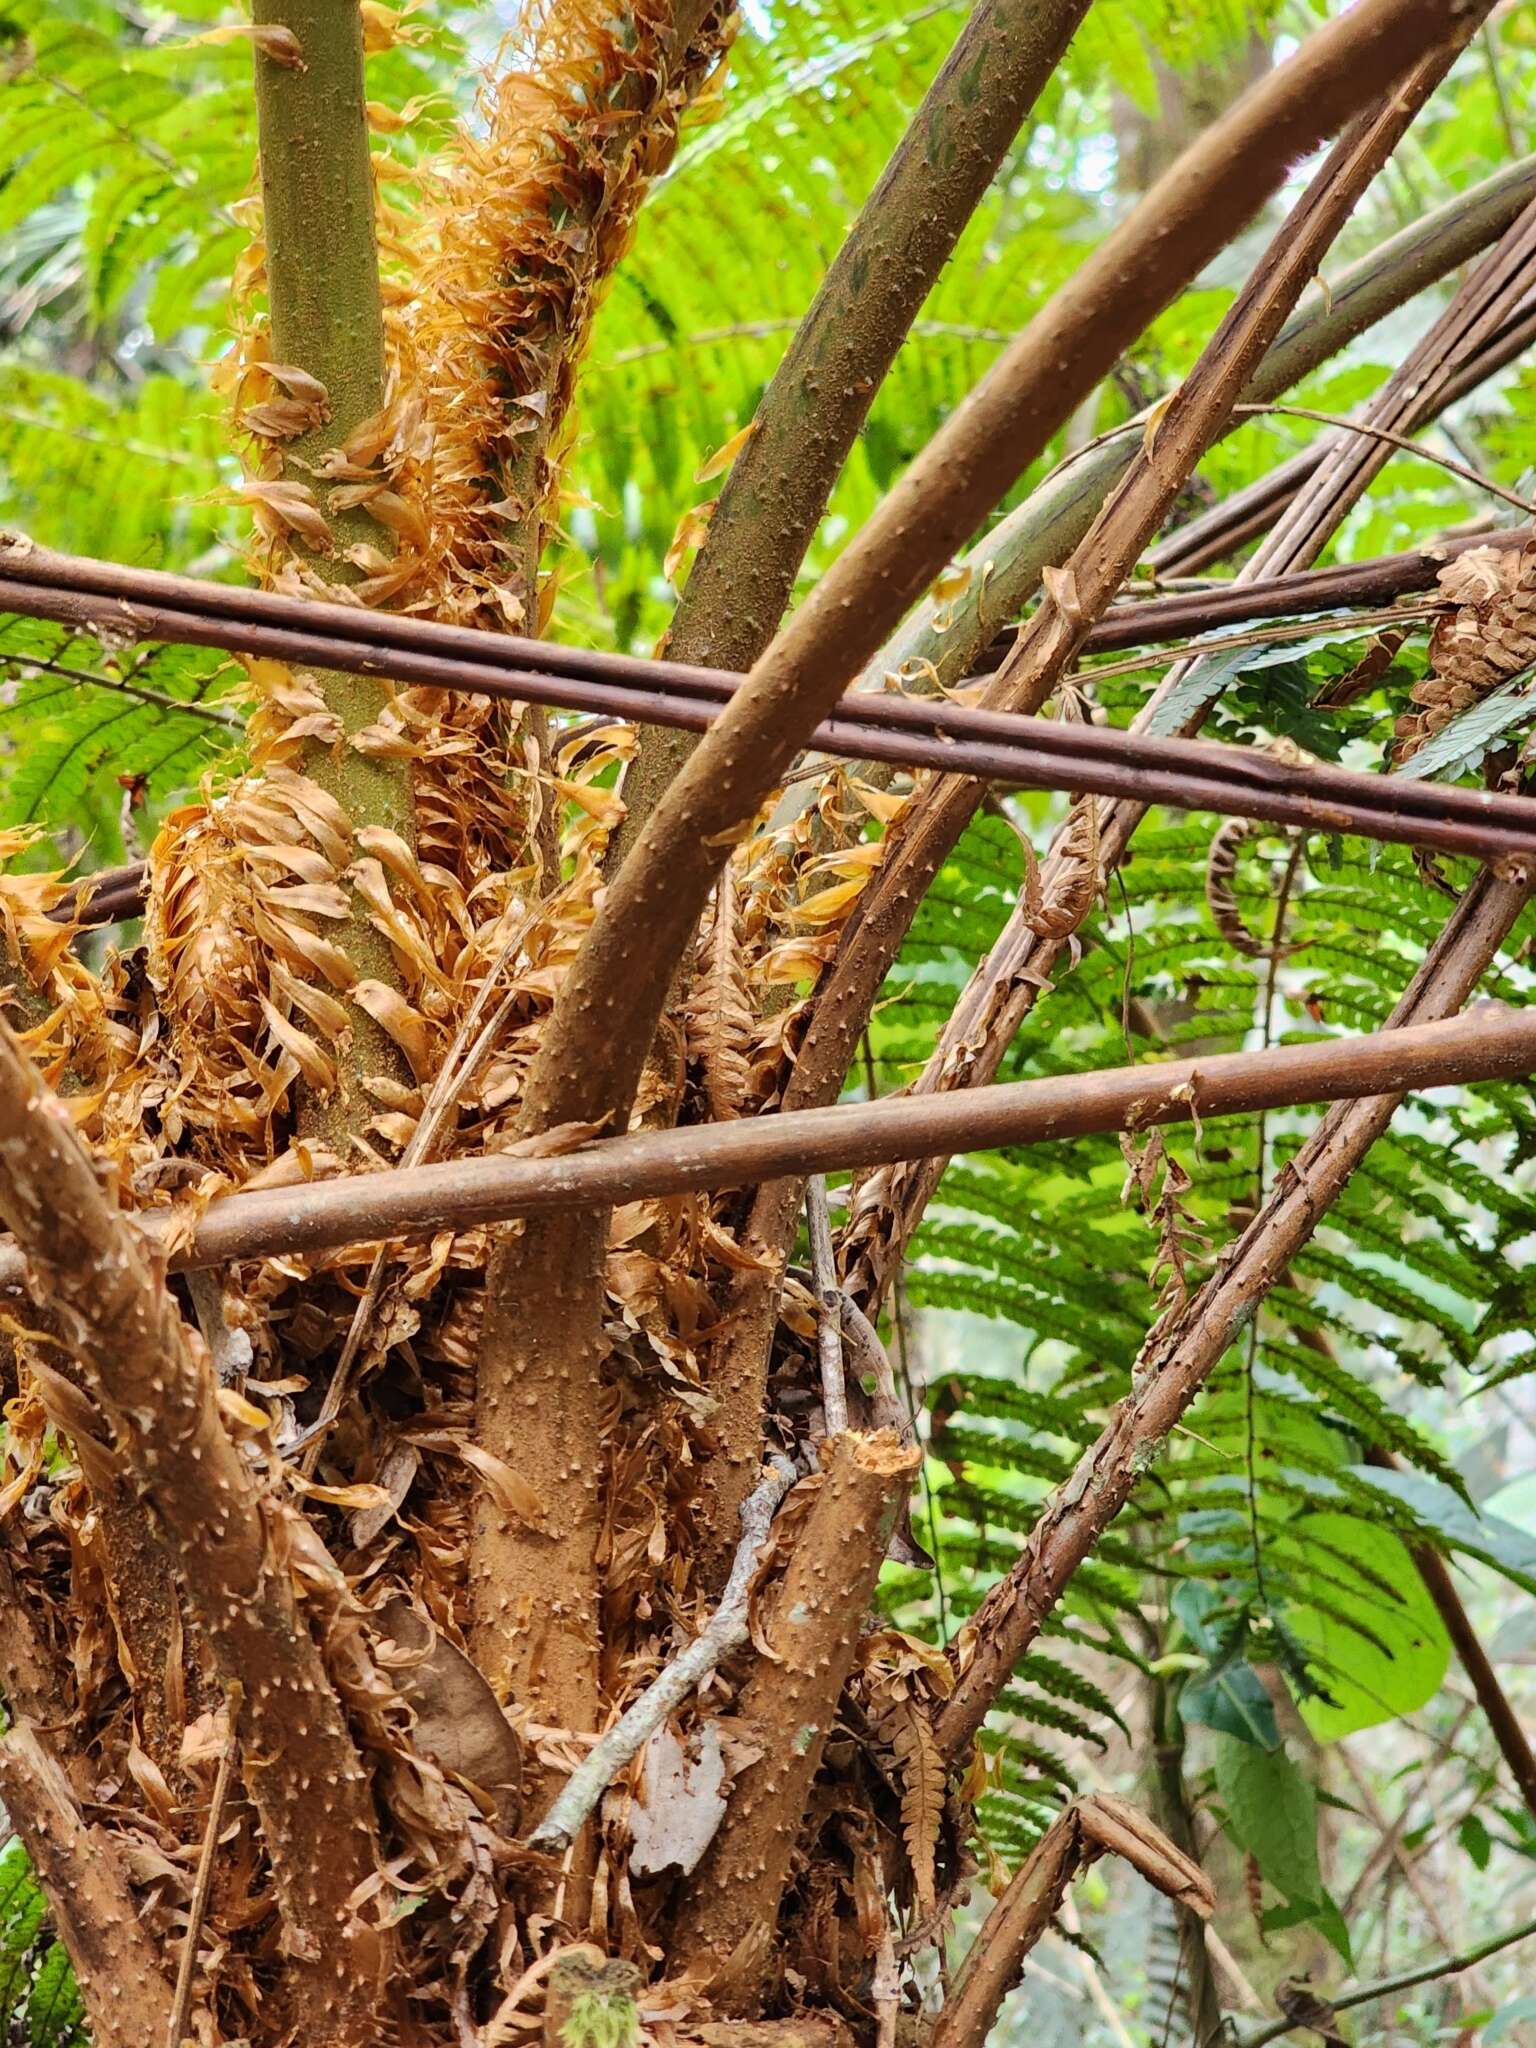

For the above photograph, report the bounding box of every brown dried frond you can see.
[1204,817,1305,959]
[1121,1128,1211,1317]
[740,765,895,1007]
[0,831,149,1161]
[1206,817,1264,956]
[1022,793,1100,940]
[1393,539,1536,764]
[881,1699,945,1919]
[687,864,753,1119]
[401,0,738,629]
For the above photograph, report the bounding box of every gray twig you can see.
[527,1454,797,1851]
[167,1695,240,2048]
[1235,1911,1536,2048]
[806,1175,849,1434]
[184,1270,254,1389]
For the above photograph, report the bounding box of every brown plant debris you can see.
[1394,538,1536,761]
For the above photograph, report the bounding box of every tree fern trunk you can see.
[250,0,415,1137]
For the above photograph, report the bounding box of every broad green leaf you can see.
[1170,1582,1281,1748]
[1182,1662,1280,1750]
[1213,1733,1321,1911]
[1458,1813,1493,1871]
[1284,1513,1449,1740]
[1487,1998,1536,2044]
[1262,1891,1355,1967]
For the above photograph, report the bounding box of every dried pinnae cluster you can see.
[1393,539,1536,762]
[401,0,738,631]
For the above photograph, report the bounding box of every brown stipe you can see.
[0,1006,1523,1282]
[17,544,1536,948]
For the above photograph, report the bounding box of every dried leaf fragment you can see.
[695,421,758,483]
[377,1597,522,1828]
[183,21,305,66]
[629,1723,730,1877]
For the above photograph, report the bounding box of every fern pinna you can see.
[878,741,1536,1862]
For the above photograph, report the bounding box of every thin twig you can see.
[806,1175,849,1434]
[1056,1895,1139,2048]
[1244,834,1305,1613]
[873,1928,900,2048]
[167,1696,241,2048]
[5,1007,1534,1283]
[526,1454,797,1851]
[1231,402,1536,515]
[0,648,242,728]
[1482,25,1521,157]
[1336,1742,1475,2006]
[892,1284,949,1641]
[1237,1911,1536,2048]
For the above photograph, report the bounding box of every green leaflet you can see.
[1390,663,1536,782]
[893,794,1536,1868]
[1140,623,1381,738]
[1458,1813,1493,1871]
[0,1847,85,2048]
[1348,1464,1536,1596]
[1285,1514,1449,1741]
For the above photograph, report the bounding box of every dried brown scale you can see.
[1021,794,1100,941]
[403,0,737,630]
[1395,539,1536,760]
[688,866,754,1122]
